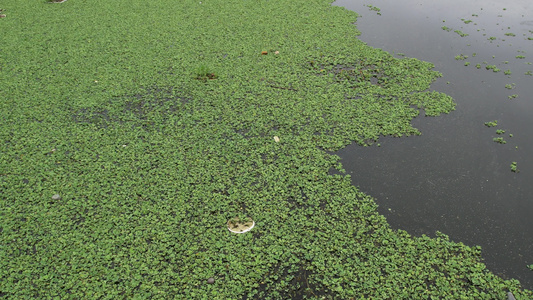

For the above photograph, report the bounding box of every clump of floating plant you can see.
[486,65,500,72]
[366,4,381,15]
[510,162,519,173]
[485,120,498,127]
[454,30,468,37]
[194,64,217,81]
[493,137,506,144]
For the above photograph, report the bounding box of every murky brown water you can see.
[333,0,533,289]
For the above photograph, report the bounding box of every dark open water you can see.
[332,0,533,289]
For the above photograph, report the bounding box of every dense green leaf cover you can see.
[0,0,531,299]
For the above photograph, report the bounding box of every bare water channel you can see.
[332,0,533,289]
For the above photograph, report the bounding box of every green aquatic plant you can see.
[505,33,516,37]
[493,137,506,144]
[505,83,515,89]
[496,129,506,135]
[516,55,526,59]
[525,71,532,76]
[511,162,519,173]
[0,1,531,299]
[504,70,512,75]
[454,30,468,37]
[485,120,498,127]
[366,5,381,15]
[455,54,468,60]
[194,64,217,81]
[441,26,452,32]
[485,65,500,72]
[508,94,518,99]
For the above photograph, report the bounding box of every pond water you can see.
[332,0,533,289]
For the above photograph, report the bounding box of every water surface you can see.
[333,0,533,288]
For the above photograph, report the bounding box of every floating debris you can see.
[227,217,254,233]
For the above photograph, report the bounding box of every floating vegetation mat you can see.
[0,0,531,299]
